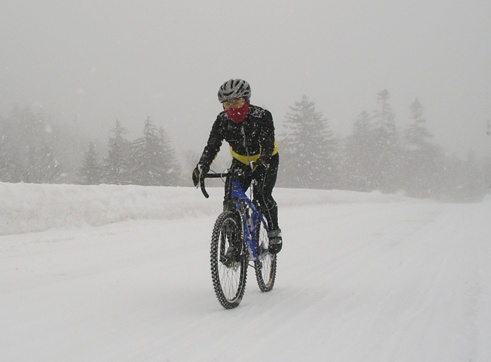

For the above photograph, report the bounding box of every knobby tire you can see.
[253,220,277,292]
[210,211,247,309]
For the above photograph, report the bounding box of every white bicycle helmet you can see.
[217,79,251,103]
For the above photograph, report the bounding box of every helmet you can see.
[217,79,251,103]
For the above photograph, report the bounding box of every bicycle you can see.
[199,168,277,309]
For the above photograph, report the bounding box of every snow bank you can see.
[0,182,420,236]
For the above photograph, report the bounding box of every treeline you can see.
[0,106,65,183]
[1,91,489,201]
[0,108,181,186]
[277,91,488,201]
[79,118,182,186]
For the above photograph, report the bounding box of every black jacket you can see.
[199,104,277,167]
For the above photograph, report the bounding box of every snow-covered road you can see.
[1,183,490,361]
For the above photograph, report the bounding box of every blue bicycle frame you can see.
[229,179,269,261]
[199,170,270,261]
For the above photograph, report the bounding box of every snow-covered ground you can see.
[1,182,490,362]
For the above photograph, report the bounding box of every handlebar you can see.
[198,168,253,198]
[199,172,229,199]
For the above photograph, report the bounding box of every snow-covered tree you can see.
[158,126,182,186]
[370,90,400,192]
[23,142,62,183]
[279,95,337,189]
[131,117,166,185]
[78,142,103,185]
[102,120,132,184]
[400,99,443,197]
[130,117,181,186]
[343,111,377,191]
[0,107,62,183]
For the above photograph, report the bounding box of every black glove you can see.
[192,163,209,187]
[252,158,269,180]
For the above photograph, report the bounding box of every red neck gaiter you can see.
[225,102,250,123]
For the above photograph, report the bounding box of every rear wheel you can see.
[254,220,277,292]
[210,211,247,309]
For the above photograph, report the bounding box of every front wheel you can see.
[210,211,247,309]
[254,220,277,292]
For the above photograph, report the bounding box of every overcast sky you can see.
[1,0,490,159]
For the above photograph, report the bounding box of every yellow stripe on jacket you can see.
[229,140,279,165]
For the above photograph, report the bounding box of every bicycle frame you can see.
[200,171,269,261]
[229,179,269,261]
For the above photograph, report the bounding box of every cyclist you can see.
[192,79,282,254]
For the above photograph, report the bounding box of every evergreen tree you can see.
[78,142,103,185]
[371,90,400,192]
[279,95,336,188]
[401,99,443,197]
[130,117,181,186]
[103,120,132,184]
[1,114,24,182]
[23,142,63,183]
[131,117,166,185]
[1,107,62,183]
[158,126,182,186]
[343,111,377,191]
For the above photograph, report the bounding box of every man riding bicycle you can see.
[192,79,282,254]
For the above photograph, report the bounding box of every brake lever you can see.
[199,176,209,198]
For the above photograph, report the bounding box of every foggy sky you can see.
[1,0,490,159]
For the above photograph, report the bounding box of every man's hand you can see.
[252,158,269,179]
[192,164,209,187]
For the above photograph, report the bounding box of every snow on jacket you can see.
[199,104,278,166]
